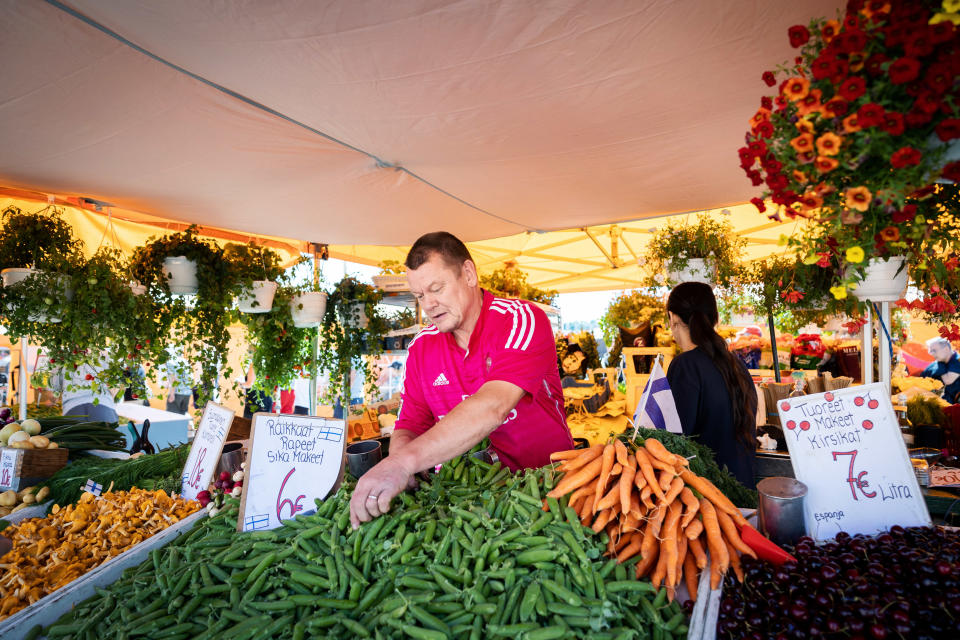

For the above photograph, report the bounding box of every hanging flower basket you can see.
[1,269,72,323]
[290,291,327,328]
[344,302,370,329]
[668,258,716,286]
[163,256,198,295]
[237,280,278,313]
[853,256,910,302]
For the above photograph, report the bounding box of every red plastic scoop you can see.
[739,522,796,565]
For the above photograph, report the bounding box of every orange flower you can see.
[860,2,890,19]
[848,51,867,73]
[792,169,810,185]
[843,114,862,133]
[795,119,815,134]
[815,132,843,156]
[844,186,873,211]
[797,150,817,165]
[796,89,823,116]
[815,156,839,173]
[782,76,810,102]
[790,133,815,153]
[821,19,841,43]
[799,191,824,210]
[880,226,900,242]
[814,182,836,197]
[749,107,771,130]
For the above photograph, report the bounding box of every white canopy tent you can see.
[1,0,841,255]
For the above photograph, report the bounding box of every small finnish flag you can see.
[83,479,103,496]
[632,359,683,436]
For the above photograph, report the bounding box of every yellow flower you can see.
[931,12,960,24]
[830,285,848,300]
[846,246,865,263]
[943,0,960,14]
[803,253,821,265]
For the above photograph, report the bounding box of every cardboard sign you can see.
[930,467,960,488]
[237,413,346,532]
[777,383,930,541]
[0,449,17,490]
[180,403,235,501]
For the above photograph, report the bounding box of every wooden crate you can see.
[622,347,674,417]
[227,415,252,441]
[0,446,69,492]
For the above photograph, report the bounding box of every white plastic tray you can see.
[0,509,205,640]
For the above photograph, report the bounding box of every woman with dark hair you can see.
[666,282,758,489]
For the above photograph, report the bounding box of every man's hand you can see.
[349,455,414,529]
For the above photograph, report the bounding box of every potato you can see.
[0,490,16,507]
[0,423,20,445]
[16,486,35,499]
[6,430,29,445]
[10,440,34,449]
[28,435,49,449]
[20,419,41,436]
[46,441,59,449]
[36,486,50,502]
[21,493,35,505]
[0,507,10,517]
[10,503,29,512]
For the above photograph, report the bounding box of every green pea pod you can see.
[519,580,541,622]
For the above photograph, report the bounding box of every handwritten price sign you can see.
[0,449,17,490]
[778,383,930,541]
[237,412,346,532]
[930,467,960,488]
[180,402,235,501]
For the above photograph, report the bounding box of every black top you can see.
[666,347,757,489]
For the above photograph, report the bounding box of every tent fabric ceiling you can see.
[1,0,842,247]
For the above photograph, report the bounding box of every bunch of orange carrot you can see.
[547,438,756,602]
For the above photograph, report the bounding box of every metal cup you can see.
[756,476,808,547]
[216,442,245,480]
[347,440,382,479]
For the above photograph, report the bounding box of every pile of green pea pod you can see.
[35,444,688,640]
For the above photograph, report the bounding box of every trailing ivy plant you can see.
[317,276,387,405]
[643,213,745,288]
[0,205,82,271]
[240,285,313,395]
[598,291,667,367]
[129,226,240,406]
[224,242,284,308]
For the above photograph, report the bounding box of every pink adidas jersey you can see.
[394,290,573,470]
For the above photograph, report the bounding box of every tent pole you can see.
[767,311,781,383]
[862,304,873,385]
[18,338,28,422]
[309,250,320,415]
[879,301,892,393]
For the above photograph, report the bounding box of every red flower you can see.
[783,290,805,304]
[942,161,960,183]
[748,140,768,156]
[906,107,933,127]
[816,253,831,268]
[747,170,764,186]
[761,96,773,110]
[85,373,94,381]
[751,197,766,213]
[936,119,960,142]
[843,12,861,31]
[738,147,755,168]
[821,20,841,42]
[947,257,960,271]
[914,92,941,114]
[890,146,922,169]
[837,29,868,54]
[881,111,905,136]
[824,97,849,116]
[930,21,955,45]
[839,76,867,101]
[905,32,934,58]
[885,23,907,48]
[755,120,774,138]
[766,173,789,191]
[892,204,917,223]
[857,102,885,128]
[865,53,889,76]
[762,70,777,87]
[811,55,840,80]
[924,62,955,94]
[888,57,921,84]
[788,25,810,48]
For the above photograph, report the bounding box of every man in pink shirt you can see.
[350,232,573,528]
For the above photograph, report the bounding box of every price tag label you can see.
[778,383,931,541]
[180,403,235,501]
[930,467,960,488]
[237,413,346,532]
[0,449,18,490]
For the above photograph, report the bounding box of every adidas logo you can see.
[432,372,450,387]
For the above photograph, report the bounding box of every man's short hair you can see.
[405,232,473,271]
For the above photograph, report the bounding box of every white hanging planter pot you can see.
[1,268,70,323]
[344,302,369,329]
[290,291,327,328]
[129,281,147,296]
[1,267,38,287]
[237,280,278,313]
[163,256,198,295]
[668,258,716,286]
[852,256,909,303]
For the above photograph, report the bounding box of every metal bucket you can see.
[216,442,245,479]
[757,477,808,547]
